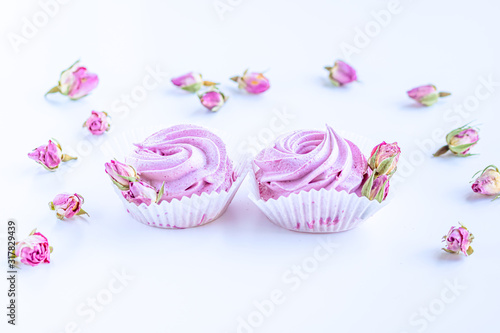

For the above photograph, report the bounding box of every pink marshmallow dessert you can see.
[109,124,248,229]
[249,125,390,233]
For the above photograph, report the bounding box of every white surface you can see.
[1,0,499,332]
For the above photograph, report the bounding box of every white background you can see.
[1,0,499,332]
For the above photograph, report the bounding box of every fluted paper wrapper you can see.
[248,130,391,233]
[115,157,249,229]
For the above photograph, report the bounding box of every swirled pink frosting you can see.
[254,125,368,201]
[126,125,234,202]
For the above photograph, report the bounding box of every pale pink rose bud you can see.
[199,88,228,112]
[83,111,110,135]
[471,165,500,199]
[407,85,450,106]
[324,60,357,86]
[361,173,390,203]
[122,181,159,206]
[434,125,479,157]
[28,140,61,170]
[104,159,139,191]
[46,60,99,100]
[368,142,401,176]
[171,72,217,93]
[49,193,88,220]
[28,139,77,171]
[230,70,270,94]
[14,229,53,267]
[442,224,474,256]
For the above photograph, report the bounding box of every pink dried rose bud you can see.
[442,223,474,256]
[361,173,390,203]
[28,139,77,171]
[230,70,270,94]
[122,181,163,206]
[199,88,228,112]
[368,142,401,176]
[471,165,500,199]
[407,85,451,106]
[434,125,479,157]
[45,60,99,100]
[14,229,53,267]
[105,159,139,191]
[49,193,88,220]
[83,111,110,135]
[171,72,217,93]
[324,60,357,86]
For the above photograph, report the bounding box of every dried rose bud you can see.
[324,60,357,86]
[105,159,139,191]
[230,70,270,94]
[28,139,77,171]
[83,111,110,135]
[471,165,500,199]
[442,224,474,256]
[199,88,228,112]
[434,125,479,157]
[368,142,401,176]
[45,60,99,100]
[49,193,88,220]
[14,229,53,267]
[171,72,217,93]
[407,85,450,106]
[122,181,162,206]
[361,173,390,203]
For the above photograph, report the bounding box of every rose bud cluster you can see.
[434,125,479,157]
[45,60,99,100]
[83,111,110,135]
[28,139,77,171]
[171,72,230,112]
[230,70,270,94]
[442,223,474,256]
[49,193,88,220]
[324,60,357,86]
[105,159,164,206]
[171,72,217,93]
[14,229,53,267]
[362,142,401,203]
[407,85,451,106]
[105,159,139,191]
[471,165,500,200]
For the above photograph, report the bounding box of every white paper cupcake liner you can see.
[115,157,250,229]
[248,130,391,233]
